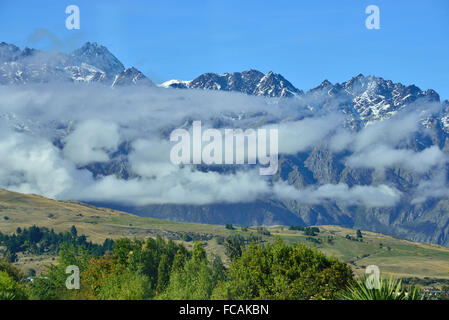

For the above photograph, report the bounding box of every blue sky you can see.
[0,0,448,99]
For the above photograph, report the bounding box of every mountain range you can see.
[1,42,449,247]
[160,69,302,97]
[0,42,154,87]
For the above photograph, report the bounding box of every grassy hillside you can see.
[1,189,449,281]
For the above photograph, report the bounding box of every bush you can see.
[289,226,320,235]
[0,270,28,300]
[306,236,321,244]
[0,259,23,281]
[181,233,192,242]
[256,227,271,236]
[26,268,36,278]
[215,236,225,245]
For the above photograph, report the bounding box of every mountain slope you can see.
[160,69,303,97]
[162,71,441,127]
[1,42,449,247]
[0,42,154,87]
[2,189,449,280]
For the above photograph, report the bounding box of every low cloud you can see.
[71,169,271,206]
[0,84,446,208]
[266,113,344,154]
[347,145,447,173]
[411,173,449,204]
[273,182,402,207]
[63,120,120,166]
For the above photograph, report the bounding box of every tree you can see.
[70,225,78,238]
[97,271,152,300]
[356,229,363,239]
[156,254,171,294]
[224,235,245,261]
[192,242,207,264]
[158,254,215,300]
[5,251,17,263]
[28,244,90,300]
[80,255,121,299]
[212,237,353,300]
[172,249,187,272]
[212,255,226,283]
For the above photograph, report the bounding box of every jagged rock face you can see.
[161,72,440,127]
[154,74,449,246]
[303,75,442,131]
[68,42,125,77]
[0,42,154,87]
[112,67,154,87]
[2,41,449,246]
[160,69,303,97]
[0,42,21,63]
[64,64,107,83]
[442,100,449,133]
[339,74,440,124]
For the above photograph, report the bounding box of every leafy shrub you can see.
[0,270,28,300]
[215,236,225,245]
[256,227,271,236]
[181,233,192,242]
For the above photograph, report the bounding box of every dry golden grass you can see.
[0,189,133,243]
[2,189,449,281]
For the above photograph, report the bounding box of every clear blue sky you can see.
[0,0,448,99]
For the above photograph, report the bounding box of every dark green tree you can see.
[192,242,207,264]
[212,237,353,300]
[70,225,78,238]
[224,235,245,261]
[156,254,171,294]
[172,249,187,272]
[212,255,226,283]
